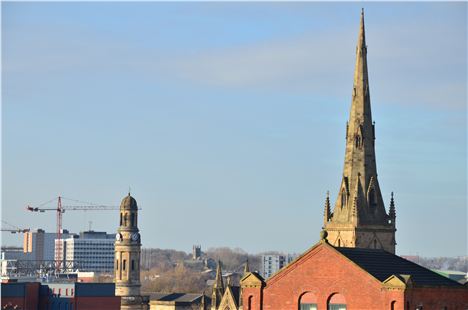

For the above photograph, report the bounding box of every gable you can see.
[240,272,264,288]
[383,274,412,289]
[266,241,380,289]
[218,286,238,310]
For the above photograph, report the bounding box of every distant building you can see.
[432,269,467,284]
[1,246,30,261]
[261,254,296,279]
[1,282,120,310]
[192,245,202,260]
[24,229,72,261]
[55,231,115,273]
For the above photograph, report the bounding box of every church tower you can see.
[323,10,396,253]
[115,193,144,310]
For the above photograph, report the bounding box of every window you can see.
[391,301,396,310]
[248,296,253,310]
[299,292,317,310]
[328,293,346,310]
[131,260,135,271]
[123,259,127,271]
[130,213,135,227]
[116,259,119,270]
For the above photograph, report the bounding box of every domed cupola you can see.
[120,193,138,211]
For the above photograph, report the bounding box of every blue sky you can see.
[2,2,466,257]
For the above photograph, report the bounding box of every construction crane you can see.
[25,196,119,267]
[1,220,30,234]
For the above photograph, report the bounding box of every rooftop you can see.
[335,247,463,287]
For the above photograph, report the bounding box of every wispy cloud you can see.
[3,7,466,109]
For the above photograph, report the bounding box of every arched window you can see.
[120,213,123,226]
[248,296,253,310]
[391,301,396,310]
[328,293,346,310]
[299,292,317,310]
[124,213,128,226]
[130,213,135,227]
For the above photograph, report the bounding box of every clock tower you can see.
[115,193,144,310]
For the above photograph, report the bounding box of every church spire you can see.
[323,10,395,254]
[332,8,387,225]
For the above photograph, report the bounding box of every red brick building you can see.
[1,282,120,310]
[241,237,468,310]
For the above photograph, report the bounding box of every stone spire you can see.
[331,9,388,225]
[214,260,224,291]
[323,10,396,254]
[211,260,224,310]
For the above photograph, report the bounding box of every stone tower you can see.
[323,10,396,253]
[115,193,144,310]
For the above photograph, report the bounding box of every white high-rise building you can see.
[261,254,297,279]
[23,229,72,261]
[56,231,115,273]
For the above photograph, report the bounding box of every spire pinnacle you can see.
[324,191,331,225]
[389,192,396,219]
[244,259,250,274]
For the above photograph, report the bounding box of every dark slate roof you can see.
[151,292,203,303]
[335,247,463,287]
[229,286,241,305]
